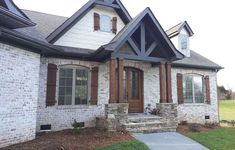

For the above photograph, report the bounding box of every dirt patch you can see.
[2,128,134,150]
[177,124,214,135]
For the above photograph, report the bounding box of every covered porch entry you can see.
[96,8,182,133]
[105,8,183,113]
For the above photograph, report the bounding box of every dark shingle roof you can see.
[11,9,221,70]
[166,21,194,38]
[173,50,223,70]
[22,10,68,39]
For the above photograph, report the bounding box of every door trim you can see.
[124,67,144,113]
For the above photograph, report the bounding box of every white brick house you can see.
[0,0,222,148]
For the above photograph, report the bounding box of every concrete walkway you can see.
[133,132,209,150]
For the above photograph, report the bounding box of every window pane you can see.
[130,70,139,100]
[183,76,193,103]
[100,15,111,32]
[75,69,88,105]
[181,36,188,50]
[58,68,73,105]
[194,76,204,103]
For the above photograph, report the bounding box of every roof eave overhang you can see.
[0,27,61,54]
[172,63,224,71]
[0,7,36,29]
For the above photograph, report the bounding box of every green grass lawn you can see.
[96,140,149,150]
[188,128,235,150]
[220,100,235,120]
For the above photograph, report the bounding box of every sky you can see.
[14,0,235,90]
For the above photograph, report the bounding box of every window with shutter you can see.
[100,15,111,32]
[179,74,206,104]
[58,65,90,105]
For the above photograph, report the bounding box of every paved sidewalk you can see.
[133,132,209,150]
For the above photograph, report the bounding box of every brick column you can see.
[109,58,117,103]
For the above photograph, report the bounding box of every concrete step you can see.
[127,115,163,123]
[123,114,178,133]
[127,126,177,134]
[123,121,165,129]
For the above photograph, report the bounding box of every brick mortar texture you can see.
[0,43,40,148]
[37,58,108,131]
[172,68,219,124]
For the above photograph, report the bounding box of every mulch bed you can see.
[177,124,215,135]
[2,128,134,150]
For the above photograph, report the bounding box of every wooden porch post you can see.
[109,58,117,103]
[118,59,125,103]
[166,63,173,103]
[159,62,167,103]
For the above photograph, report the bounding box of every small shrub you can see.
[189,124,201,132]
[100,127,108,133]
[205,123,219,129]
[150,108,160,115]
[72,120,84,134]
[220,120,235,127]
[180,121,188,125]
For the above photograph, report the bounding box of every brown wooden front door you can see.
[123,67,143,113]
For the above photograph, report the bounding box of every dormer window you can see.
[180,35,188,50]
[100,15,111,32]
[181,35,188,50]
[179,34,190,57]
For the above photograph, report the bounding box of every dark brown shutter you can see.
[112,17,117,34]
[205,76,211,104]
[177,73,184,104]
[46,63,57,106]
[94,13,100,31]
[90,67,99,105]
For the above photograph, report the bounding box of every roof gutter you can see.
[172,63,224,71]
[0,26,62,54]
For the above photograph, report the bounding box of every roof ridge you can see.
[22,9,68,18]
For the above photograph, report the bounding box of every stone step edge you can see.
[127,127,177,133]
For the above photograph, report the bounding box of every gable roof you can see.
[46,0,132,43]
[103,7,184,61]
[166,21,194,38]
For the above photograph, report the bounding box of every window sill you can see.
[56,105,97,109]
[180,103,209,106]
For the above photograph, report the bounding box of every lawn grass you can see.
[188,128,235,150]
[220,100,235,120]
[96,140,149,150]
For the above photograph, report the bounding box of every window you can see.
[100,15,111,32]
[58,66,89,105]
[183,74,204,103]
[180,35,188,50]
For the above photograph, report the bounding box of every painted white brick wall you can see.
[54,5,125,50]
[0,43,40,148]
[37,58,109,131]
[37,58,219,132]
[172,68,219,124]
